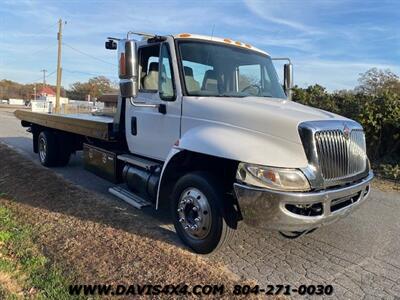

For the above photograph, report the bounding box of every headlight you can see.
[236,163,310,191]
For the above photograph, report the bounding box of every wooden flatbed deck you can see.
[14,110,116,141]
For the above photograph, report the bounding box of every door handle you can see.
[131,117,137,135]
[129,98,157,108]
[129,98,166,114]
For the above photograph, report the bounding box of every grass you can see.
[0,143,257,299]
[0,205,74,299]
[372,177,400,192]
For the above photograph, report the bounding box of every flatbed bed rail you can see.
[14,110,116,141]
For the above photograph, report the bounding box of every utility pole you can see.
[55,18,63,113]
[41,69,47,86]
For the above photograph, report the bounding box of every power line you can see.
[63,42,116,66]
[31,70,56,83]
[47,70,57,77]
[0,21,58,68]
[31,44,56,56]
[63,68,117,78]
[0,44,56,68]
[34,20,60,36]
[0,21,59,79]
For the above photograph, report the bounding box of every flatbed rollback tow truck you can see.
[16,32,373,254]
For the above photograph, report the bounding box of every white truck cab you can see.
[17,32,373,254]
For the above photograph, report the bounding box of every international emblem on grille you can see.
[343,124,351,139]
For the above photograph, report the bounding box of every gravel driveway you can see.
[1,107,399,299]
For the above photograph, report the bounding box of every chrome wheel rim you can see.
[177,187,211,240]
[39,137,47,162]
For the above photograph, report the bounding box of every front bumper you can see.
[234,171,374,232]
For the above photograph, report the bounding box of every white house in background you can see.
[37,86,56,98]
[37,86,69,105]
[9,98,25,105]
[31,87,104,113]
[31,100,52,113]
[31,86,68,112]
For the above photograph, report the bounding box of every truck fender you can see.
[156,147,241,229]
[156,147,182,209]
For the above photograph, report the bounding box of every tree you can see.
[66,76,117,100]
[0,80,65,100]
[292,84,339,114]
[356,68,400,95]
[66,81,90,100]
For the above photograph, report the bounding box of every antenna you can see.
[210,24,215,41]
[204,24,216,74]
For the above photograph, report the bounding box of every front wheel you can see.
[171,172,235,254]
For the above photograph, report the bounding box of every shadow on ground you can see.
[0,142,181,249]
[0,143,251,289]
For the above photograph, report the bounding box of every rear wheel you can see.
[38,131,58,167]
[38,131,70,167]
[56,135,71,167]
[172,172,235,254]
[57,150,71,167]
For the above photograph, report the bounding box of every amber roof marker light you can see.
[174,34,262,54]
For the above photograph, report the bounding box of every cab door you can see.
[125,40,181,161]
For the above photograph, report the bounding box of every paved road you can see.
[1,107,400,299]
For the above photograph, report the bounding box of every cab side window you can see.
[139,44,160,92]
[159,43,175,100]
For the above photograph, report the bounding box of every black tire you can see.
[57,150,71,167]
[171,171,235,254]
[37,131,70,167]
[56,135,71,167]
[37,131,59,167]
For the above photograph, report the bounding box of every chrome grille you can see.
[315,129,367,180]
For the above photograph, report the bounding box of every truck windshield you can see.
[178,40,286,99]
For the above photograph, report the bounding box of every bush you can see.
[379,164,400,180]
[357,91,400,161]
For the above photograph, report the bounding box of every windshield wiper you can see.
[216,94,246,98]
[187,92,247,98]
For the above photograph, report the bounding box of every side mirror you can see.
[283,63,293,100]
[105,39,117,50]
[118,39,138,98]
